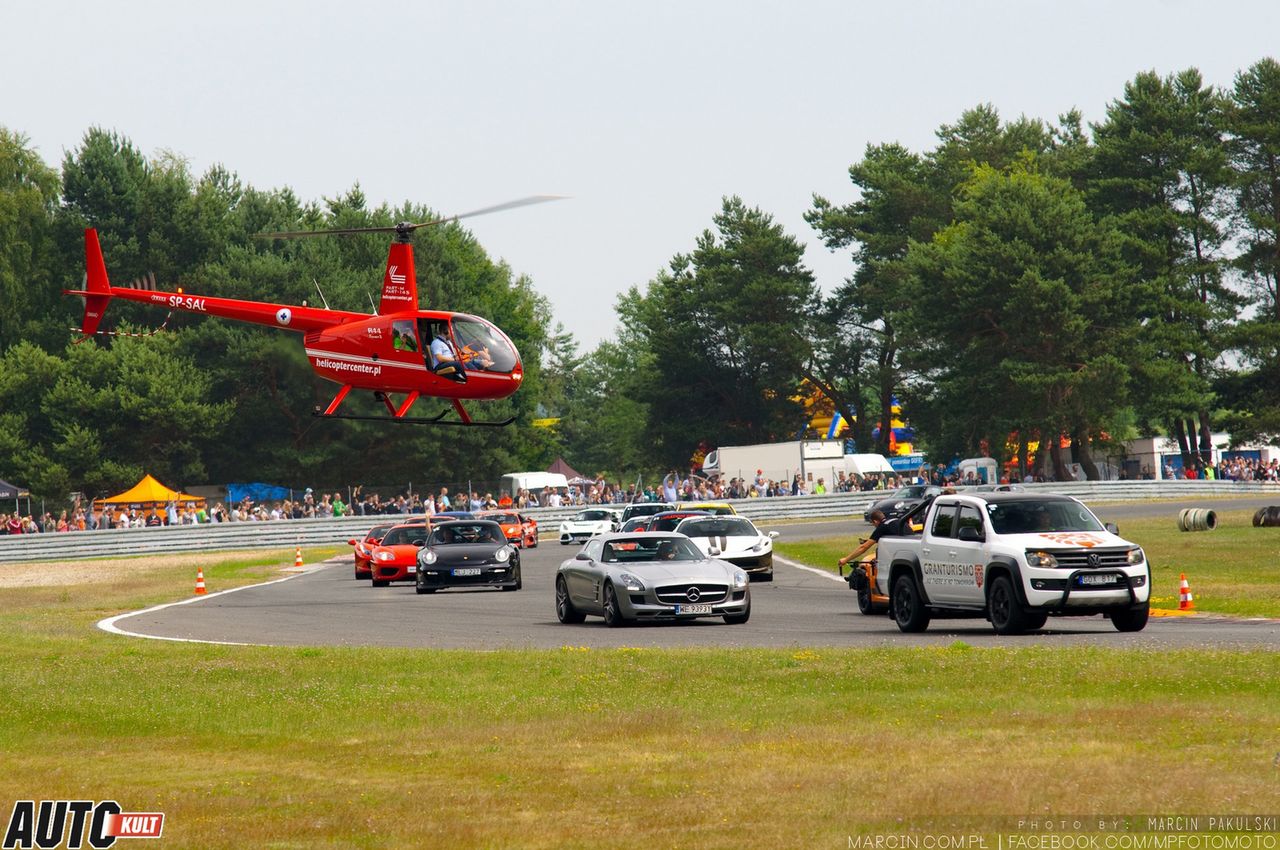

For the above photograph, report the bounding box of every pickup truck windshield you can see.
[985,500,1104,534]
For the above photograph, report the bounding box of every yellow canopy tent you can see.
[95,474,206,518]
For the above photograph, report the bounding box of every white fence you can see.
[1,480,1276,564]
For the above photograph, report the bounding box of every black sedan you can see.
[415,520,521,593]
[862,485,942,522]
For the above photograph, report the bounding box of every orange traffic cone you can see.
[194,567,207,595]
[294,546,304,568]
[1178,573,1194,611]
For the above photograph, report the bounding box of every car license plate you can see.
[1079,573,1119,586]
[407,566,416,574]
[452,568,482,576]
[675,604,713,614]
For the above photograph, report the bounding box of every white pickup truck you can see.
[868,492,1151,634]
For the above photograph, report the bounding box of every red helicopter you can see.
[65,197,562,427]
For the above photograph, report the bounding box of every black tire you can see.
[857,581,876,615]
[1111,603,1150,632]
[602,582,626,628]
[723,598,751,624]
[415,583,436,594]
[530,535,539,549]
[501,565,522,591]
[555,576,585,624]
[892,573,930,633]
[754,570,773,583]
[371,579,389,588]
[988,574,1030,635]
[1023,611,1048,631]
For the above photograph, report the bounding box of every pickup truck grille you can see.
[1049,549,1132,569]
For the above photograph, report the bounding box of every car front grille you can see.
[655,584,728,604]
[1049,549,1133,569]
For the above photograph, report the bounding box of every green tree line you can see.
[2,59,1278,505]
[547,59,1280,478]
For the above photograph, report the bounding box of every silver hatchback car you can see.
[555,532,751,627]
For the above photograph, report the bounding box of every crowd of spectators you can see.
[5,457,1279,536]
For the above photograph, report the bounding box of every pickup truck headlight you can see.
[732,569,749,588]
[619,572,645,592]
[420,549,438,566]
[1127,547,1145,565]
[1025,550,1059,568]
[375,550,395,562]
[495,546,511,563]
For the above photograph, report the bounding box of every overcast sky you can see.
[4,1,1277,349]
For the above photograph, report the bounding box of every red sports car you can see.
[367,523,431,587]
[479,510,539,548]
[349,522,395,580]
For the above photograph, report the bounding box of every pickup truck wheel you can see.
[1023,612,1048,631]
[892,574,930,633]
[1111,603,1149,632]
[988,574,1030,635]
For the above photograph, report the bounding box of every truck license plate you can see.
[1079,573,1118,586]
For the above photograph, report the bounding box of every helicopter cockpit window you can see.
[451,318,518,373]
[391,320,419,353]
[418,319,465,382]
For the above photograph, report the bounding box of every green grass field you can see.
[776,509,1280,618]
[1,542,1277,847]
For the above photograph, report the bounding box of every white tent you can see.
[843,454,896,476]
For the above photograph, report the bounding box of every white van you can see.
[500,472,569,502]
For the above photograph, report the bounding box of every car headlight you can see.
[1127,547,1145,565]
[1025,550,1058,568]
[495,546,511,563]
[752,536,770,553]
[559,523,568,532]
[732,569,748,588]
[375,551,395,561]
[619,572,645,592]
[419,549,438,565]
[894,501,905,510]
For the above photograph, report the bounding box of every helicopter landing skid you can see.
[313,393,514,427]
[310,409,516,427]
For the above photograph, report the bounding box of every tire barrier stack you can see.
[1253,506,1280,527]
[1177,508,1218,532]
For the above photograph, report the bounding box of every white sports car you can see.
[559,508,619,545]
[673,515,778,581]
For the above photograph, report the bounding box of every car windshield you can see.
[380,527,426,546]
[367,524,393,541]
[490,513,521,524]
[600,537,703,564]
[986,500,1105,534]
[574,510,613,522]
[620,518,650,532]
[429,523,505,545]
[891,487,927,499]
[677,518,755,537]
[650,514,701,532]
[623,504,668,518]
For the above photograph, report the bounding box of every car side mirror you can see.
[957,526,984,542]
[768,531,779,539]
[1105,522,1119,534]
[575,552,592,561]
[709,547,720,556]
[412,539,425,547]
[347,539,358,546]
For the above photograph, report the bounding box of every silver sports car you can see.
[555,532,751,627]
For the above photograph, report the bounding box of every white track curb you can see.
[97,563,333,646]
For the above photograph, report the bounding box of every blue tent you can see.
[226,482,292,504]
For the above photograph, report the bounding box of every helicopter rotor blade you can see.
[408,194,568,230]
[255,195,567,240]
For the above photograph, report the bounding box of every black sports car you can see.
[415,520,521,593]
[862,485,942,522]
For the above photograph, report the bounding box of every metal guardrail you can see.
[1,480,1276,564]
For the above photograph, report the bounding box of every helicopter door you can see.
[418,319,466,384]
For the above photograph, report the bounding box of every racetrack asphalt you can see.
[107,496,1280,650]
